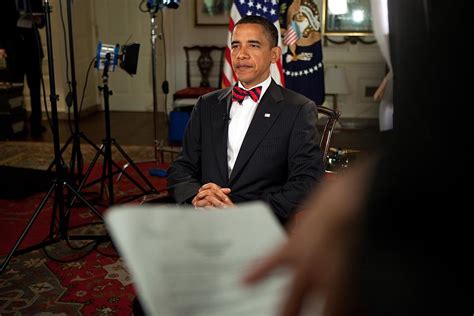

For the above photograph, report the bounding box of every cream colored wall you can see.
[170,0,227,93]
[323,42,386,118]
[24,0,97,115]
[31,1,384,119]
[93,0,154,112]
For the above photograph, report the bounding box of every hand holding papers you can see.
[105,202,320,316]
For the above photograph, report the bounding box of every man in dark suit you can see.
[167,15,324,225]
[0,0,45,137]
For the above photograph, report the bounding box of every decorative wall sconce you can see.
[322,0,376,45]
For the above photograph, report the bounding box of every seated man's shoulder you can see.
[281,86,315,107]
[200,87,232,102]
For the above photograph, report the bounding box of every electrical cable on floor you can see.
[43,240,99,263]
[41,217,112,262]
[42,224,99,263]
[95,243,120,258]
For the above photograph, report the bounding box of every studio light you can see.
[95,42,140,76]
[84,40,155,207]
[146,0,180,13]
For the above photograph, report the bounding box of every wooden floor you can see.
[8,111,383,151]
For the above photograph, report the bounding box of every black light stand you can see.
[138,0,180,164]
[46,0,100,182]
[150,9,163,162]
[73,52,157,206]
[145,1,179,164]
[1,0,106,274]
[120,7,165,178]
[119,1,177,182]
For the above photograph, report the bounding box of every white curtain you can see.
[371,0,393,132]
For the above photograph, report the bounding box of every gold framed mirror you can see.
[322,0,373,36]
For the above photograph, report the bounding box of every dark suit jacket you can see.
[167,80,324,224]
[0,1,44,82]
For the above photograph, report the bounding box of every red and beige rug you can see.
[1,144,170,315]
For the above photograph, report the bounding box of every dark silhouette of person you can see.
[0,0,45,137]
[244,1,472,316]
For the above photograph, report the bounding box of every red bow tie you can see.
[232,86,262,104]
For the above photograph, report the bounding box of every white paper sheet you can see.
[105,202,301,316]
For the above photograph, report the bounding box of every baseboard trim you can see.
[56,104,100,120]
[338,118,378,130]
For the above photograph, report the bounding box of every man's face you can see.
[231,23,280,89]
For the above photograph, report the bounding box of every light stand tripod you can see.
[46,0,100,182]
[74,52,157,206]
[118,3,176,203]
[1,0,106,274]
[150,9,164,163]
[133,1,180,167]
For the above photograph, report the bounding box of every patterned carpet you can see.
[0,140,178,170]
[1,200,140,315]
[1,235,137,315]
[0,141,172,315]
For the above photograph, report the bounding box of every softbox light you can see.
[95,41,140,76]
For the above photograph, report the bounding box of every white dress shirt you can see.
[227,75,272,176]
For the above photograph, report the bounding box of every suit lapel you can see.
[229,81,284,184]
[212,88,232,183]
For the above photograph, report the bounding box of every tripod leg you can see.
[105,142,114,205]
[67,144,104,208]
[64,182,104,220]
[109,159,150,194]
[70,135,84,181]
[100,147,110,203]
[46,135,74,173]
[112,140,157,193]
[49,192,58,238]
[0,182,56,273]
[81,133,102,152]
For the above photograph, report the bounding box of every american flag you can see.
[221,0,285,88]
[283,21,300,46]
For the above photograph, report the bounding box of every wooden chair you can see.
[173,45,225,102]
[170,46,225,147]
[316,105,341,167]
[287,106,341,230]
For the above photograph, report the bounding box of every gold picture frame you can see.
[195,0,231,26]
[322,0,373,37]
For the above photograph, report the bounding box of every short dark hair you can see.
[234,15,278,48]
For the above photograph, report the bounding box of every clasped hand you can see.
[192,183,234,208]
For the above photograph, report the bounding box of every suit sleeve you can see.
[261,101,324,222]
[167,98,204,204]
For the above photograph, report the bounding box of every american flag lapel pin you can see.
[264,113,271,118]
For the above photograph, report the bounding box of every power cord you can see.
[58,0,75,135]
[78,57,96,115]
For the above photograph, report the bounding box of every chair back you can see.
[317,105,341,166]
[173,46,225,101]
[184,45,225,88]
[171,46,225,145]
